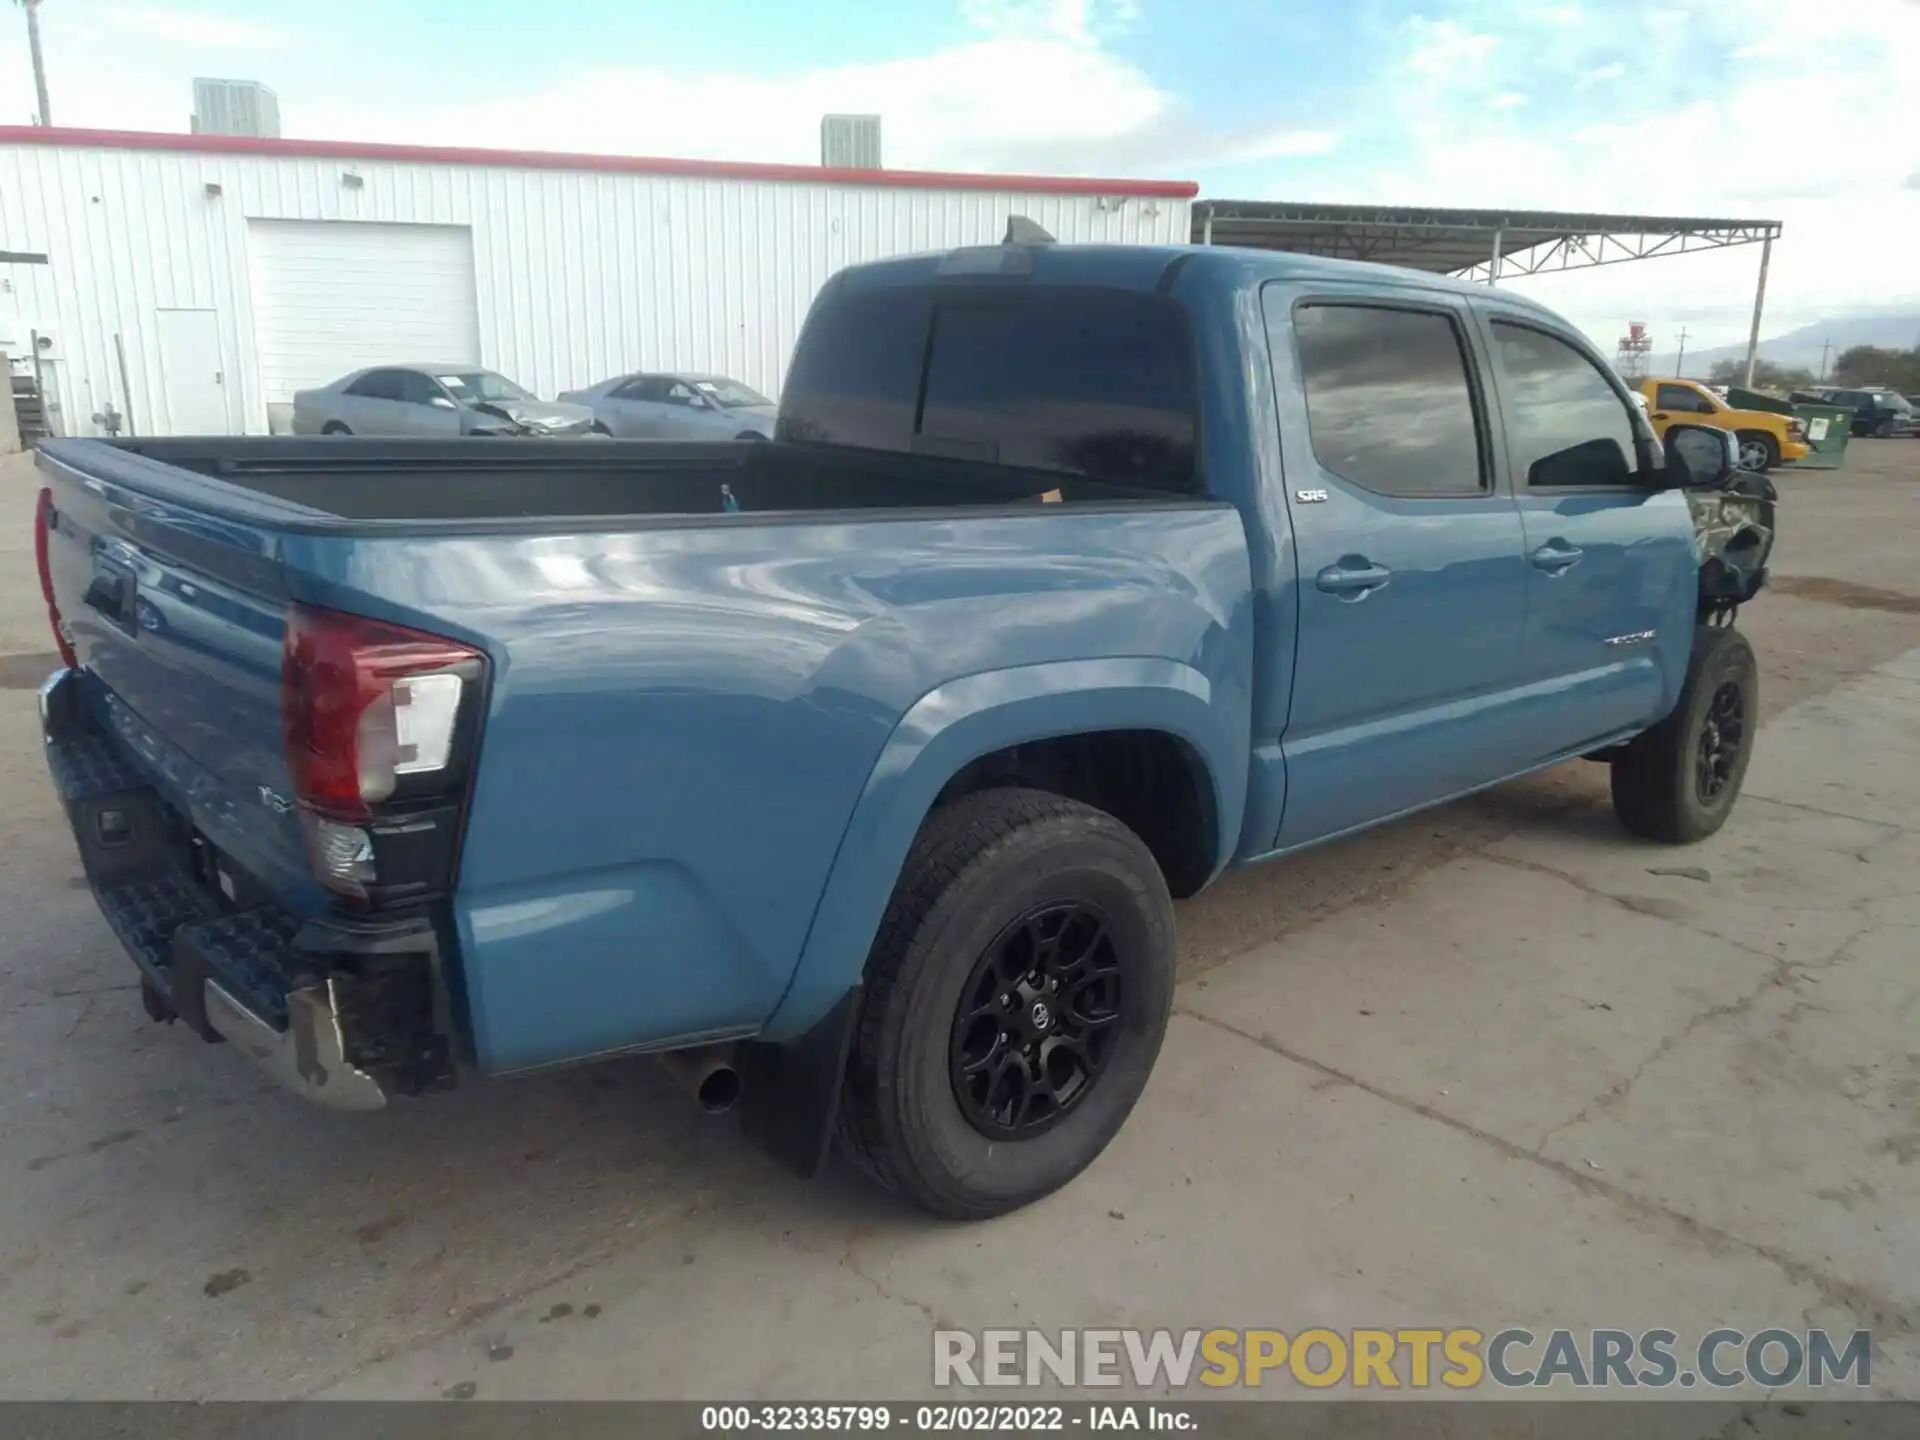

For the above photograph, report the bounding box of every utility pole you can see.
[1819,338,1832,382]
[17,0,52,126]
[1742,232,1774,389]
[1675,328,1689,378]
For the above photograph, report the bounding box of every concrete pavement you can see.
[305,649,1919,1405]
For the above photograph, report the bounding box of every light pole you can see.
[1675,327,1689,378]
[17,0,52,126]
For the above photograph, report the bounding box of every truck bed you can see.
[76,437,1191,525]
[35,432,1253,1081]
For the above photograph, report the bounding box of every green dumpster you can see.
[1789,404,1852,470]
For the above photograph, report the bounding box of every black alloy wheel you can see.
[1695,680,1746,804]
[949,901,1122,1138]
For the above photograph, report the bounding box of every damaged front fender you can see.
[1690,470,1777,608]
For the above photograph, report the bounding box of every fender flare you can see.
[757,657,1243,1040]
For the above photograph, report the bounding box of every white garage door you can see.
[248,220,480,405]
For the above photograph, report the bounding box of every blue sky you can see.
[6,0,1919,348]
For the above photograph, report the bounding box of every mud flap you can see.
[737,986,860,1178]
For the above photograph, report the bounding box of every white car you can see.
[558,373,778,440]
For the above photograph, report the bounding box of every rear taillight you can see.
[34,488,79,670]
[281,604,486,908]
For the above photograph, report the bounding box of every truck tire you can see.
[1735,431,1778,472]
[1610,625,1757,844]
[837,787,1175,1219]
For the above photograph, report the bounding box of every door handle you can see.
[1531,540,1584,574]
[1316,559,1392,599]
[1651,412,1670,421]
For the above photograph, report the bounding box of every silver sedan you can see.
[292,365,596,437]
[558,372,777,440]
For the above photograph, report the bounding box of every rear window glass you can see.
[917,294,1198,493]
[776,285,931,452]
[779,283,1198,494]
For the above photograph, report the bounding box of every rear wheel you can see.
[1735,431,1778,471]
[837,788,1175,1219]
[321,422,352,436]
[1610,625,1757,844]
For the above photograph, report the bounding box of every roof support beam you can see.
[1194,201,1782,283]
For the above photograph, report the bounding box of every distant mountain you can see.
[1653,314,1920,378]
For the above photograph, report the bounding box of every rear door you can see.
[154,309,229,435]
[594,378,646,435]
[338,369,410,434]
[1262,287,1530,849]
[1481,315,1694,753]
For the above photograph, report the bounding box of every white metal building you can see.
[0,127,1195,439]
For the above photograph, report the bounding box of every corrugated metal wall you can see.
[0,142,1192,437]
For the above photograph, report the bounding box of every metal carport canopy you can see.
[1192,200,1780,282]
[1192,199,1784,381]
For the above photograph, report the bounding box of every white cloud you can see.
[2,0,1317,179]
[1399,18,1501,82]
[957,0,1140,47]
[298,41,1168,174]
[1342,0,1920,348]
[4,0,1905,351]
[100,6,294,49]
[283,5,1328,180]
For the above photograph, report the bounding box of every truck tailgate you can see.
[38,464,314,902]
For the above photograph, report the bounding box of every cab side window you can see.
[1655,383,1711,414]
[346,370,402,400]
[1492,323,1638,488]
[1291,303,1486,498]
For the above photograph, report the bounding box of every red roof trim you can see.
[0,127,1199,199]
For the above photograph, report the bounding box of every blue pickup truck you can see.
[33,241,1775,1218]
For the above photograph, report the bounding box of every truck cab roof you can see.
[831,242,1569,322]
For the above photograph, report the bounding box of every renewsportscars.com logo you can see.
[933,1328,1873,1391]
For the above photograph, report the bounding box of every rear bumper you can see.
[40,669,454,1110]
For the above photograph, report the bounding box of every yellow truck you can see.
[1637,377,1808,472]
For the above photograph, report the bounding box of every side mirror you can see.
[1662,422,1737,489]
[428,395,458,410]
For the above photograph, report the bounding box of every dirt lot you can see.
[0,439,1915,1411]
